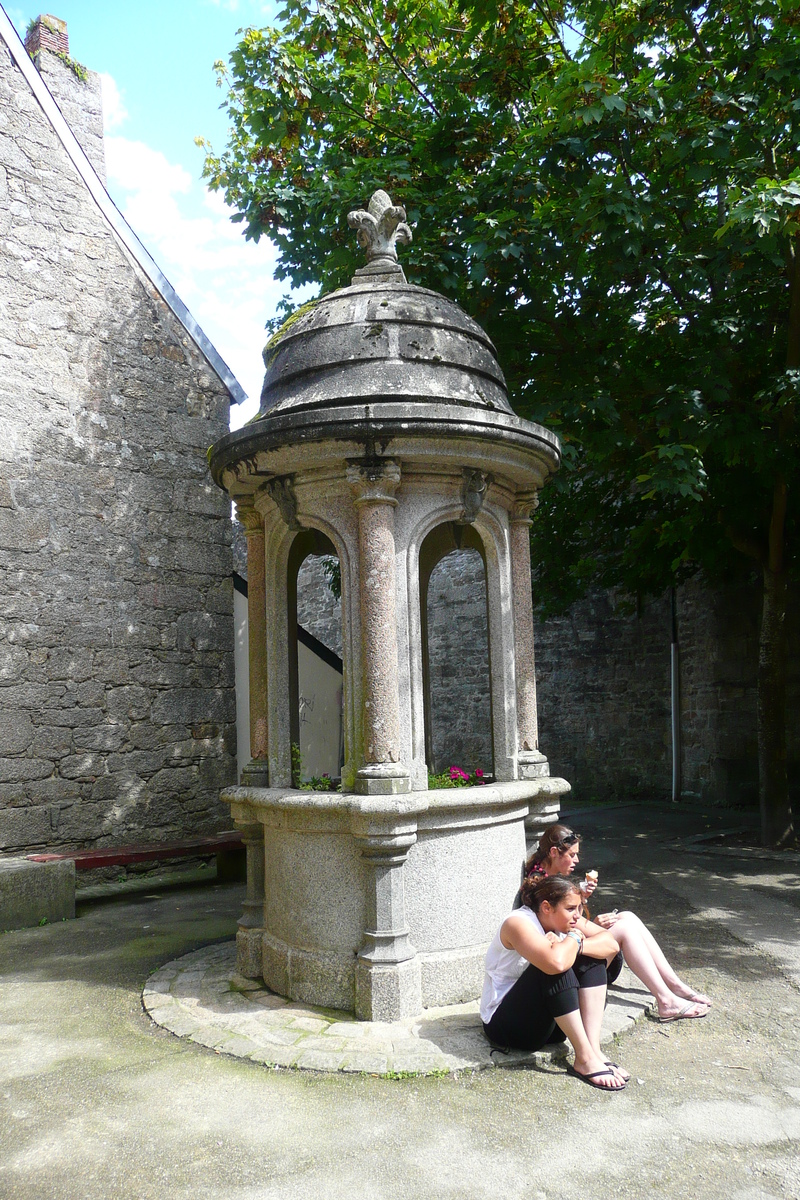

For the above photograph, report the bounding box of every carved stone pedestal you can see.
[234,822,265,979]
[224,776,569,1021]
[355,828,420,1020]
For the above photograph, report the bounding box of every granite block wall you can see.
[0,38,237,853]
[419,550,799,807]
[426,549,493,775]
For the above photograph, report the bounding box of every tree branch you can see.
[786,232,800,369]
[528,0,572,61]
[348,0,443,117]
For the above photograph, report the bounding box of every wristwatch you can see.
[566,930,583,947]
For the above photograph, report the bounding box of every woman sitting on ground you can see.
[481,874,628,1091]
[525,823,711,1022]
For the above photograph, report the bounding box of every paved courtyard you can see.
[2,801,799,1200]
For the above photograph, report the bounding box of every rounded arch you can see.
[418,521,494,779]
[288,527,343,784]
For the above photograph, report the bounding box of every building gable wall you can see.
[0,36,237,852]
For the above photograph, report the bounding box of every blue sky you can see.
[6,0,303,424]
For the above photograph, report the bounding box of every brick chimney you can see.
[24,14,106,182]
[24,13,69,58]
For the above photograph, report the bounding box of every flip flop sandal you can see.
[566,1065,626,1091]
[605,1060,631,1081]
[656,1000,708,1023]
[486,1039,511,1054]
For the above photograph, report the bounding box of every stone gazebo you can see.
[209,190,570,1021]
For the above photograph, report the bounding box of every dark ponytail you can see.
[520,873,581,913]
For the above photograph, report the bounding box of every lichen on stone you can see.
[262,299,321,365]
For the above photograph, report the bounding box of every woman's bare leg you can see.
[554,1007,626,1090]
[577,984,606,1055]
[619,912,712,1006]
[611,914,707,1018]
[576,984,629,1082]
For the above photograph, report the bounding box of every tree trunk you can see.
[757,480,793,847]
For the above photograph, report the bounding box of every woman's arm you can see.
[575,917,619,960]
[500,914,581,975]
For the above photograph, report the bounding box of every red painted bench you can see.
[26,831,245,881]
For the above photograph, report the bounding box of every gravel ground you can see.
[1,801,798,1200]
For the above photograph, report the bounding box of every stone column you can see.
[234,821,265,979]
[236,501,269,787]
[347,459,410,794]
[510,494,549,781]
[354,826,421,1020]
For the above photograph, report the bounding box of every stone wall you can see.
[25,29,105,180]
[402,549,799,807]
[426,549,493,775]
[296,555,342,660]
[534,589,673,800]
[0,37,237,853]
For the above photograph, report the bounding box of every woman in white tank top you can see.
[481,874,628,1091]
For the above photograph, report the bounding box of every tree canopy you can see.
[202,0,800,843]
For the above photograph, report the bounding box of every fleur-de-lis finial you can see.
[347,189,412,281]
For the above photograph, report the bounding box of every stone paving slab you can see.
[142,941,652,1076]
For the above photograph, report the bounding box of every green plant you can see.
[55,51,89,83]
[38,917,48,926]
[427,765,486,789]
[302,773,335,792]
[292,741,337,790]
[427,770,457,790]
[291,741,303,788]
[321,556,341,599]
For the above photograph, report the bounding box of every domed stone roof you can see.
[257,278,513,420]
[209,189,560,487]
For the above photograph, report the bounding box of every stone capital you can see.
[346,458,401,507]
[234,500,264,537]
[511,491,540,525]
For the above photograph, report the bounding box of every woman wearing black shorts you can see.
[481,874,628,1091]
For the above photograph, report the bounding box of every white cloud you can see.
[100,73,128,132]
[105,137,192,200]
[103,134,311,422]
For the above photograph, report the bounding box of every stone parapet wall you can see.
[0,39,237,853]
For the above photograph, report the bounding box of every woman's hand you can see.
[579,878,598,897]
[593,911,619,929]
[576,926,619,960]
[501,915,580,975]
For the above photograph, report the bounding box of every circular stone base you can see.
[143,942,652,1076]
